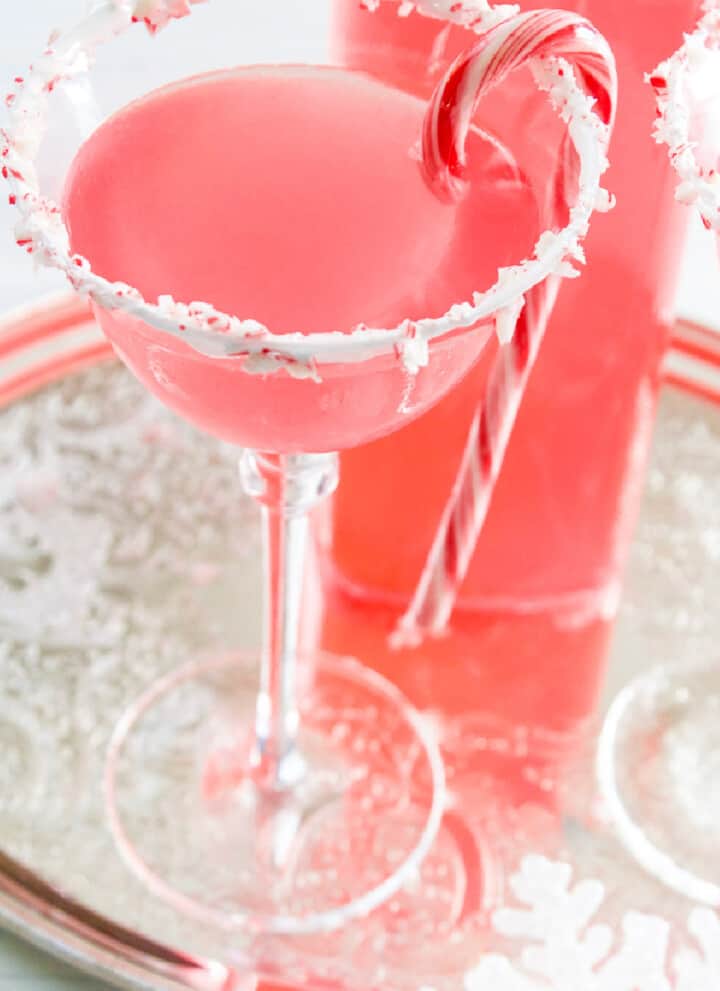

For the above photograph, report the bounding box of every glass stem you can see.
[240,450,339,792]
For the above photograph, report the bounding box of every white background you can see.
[0,1,718,988]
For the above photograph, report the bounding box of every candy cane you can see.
[393,9,617,646]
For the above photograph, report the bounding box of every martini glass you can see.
[2,0,614,935]
[597,1,720,908]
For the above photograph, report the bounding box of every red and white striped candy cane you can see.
[393,9,617,646]
[422,8,615,199]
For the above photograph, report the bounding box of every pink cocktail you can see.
[64,65,536,452]
[2,0,615,947]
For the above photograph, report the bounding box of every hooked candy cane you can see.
[394,8,617,646]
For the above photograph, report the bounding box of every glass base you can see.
[597,660,720,906]
[105,651,445,935]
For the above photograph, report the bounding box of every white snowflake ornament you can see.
[674,909,720,990]
[463,856,720,990]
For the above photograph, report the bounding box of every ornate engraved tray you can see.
[1,297,719,990]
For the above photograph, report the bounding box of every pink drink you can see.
[62,65,540,453]
[330,0,697,601]
[312,2,699,733]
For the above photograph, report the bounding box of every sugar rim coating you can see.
[1,0,613,379]
[648,0,720,233]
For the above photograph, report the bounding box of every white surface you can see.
[0,2,718,988]
[677,212,720,330]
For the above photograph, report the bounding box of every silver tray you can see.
[1,297,719,990]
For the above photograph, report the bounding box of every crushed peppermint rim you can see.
[1,0,614,379]
[648,0,720,233]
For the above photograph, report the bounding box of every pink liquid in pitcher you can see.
[63,65,540,453]
[329,0,697,604]
[313,2,700,735]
